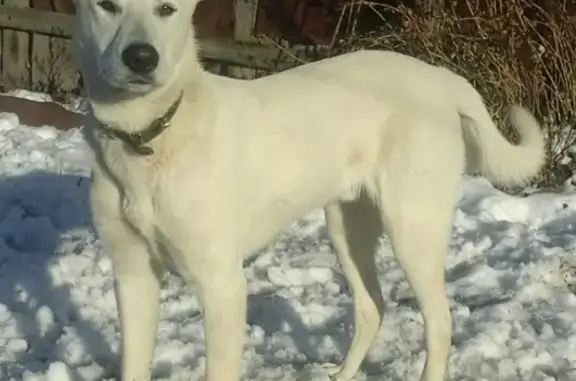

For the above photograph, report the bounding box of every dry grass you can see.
[330,0,576,188]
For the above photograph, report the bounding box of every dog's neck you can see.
[94,90,184,155]
[86,71,191,132]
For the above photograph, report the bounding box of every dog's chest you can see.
[117,170,181,247]
[100,143,163,235]
[103,143,221,245]
[120,174,157,239]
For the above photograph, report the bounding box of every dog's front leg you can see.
[193,258,247,381]
[90,173,161,380]
[97,224,161,381]
[114,251,161,381]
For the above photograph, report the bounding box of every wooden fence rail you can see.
[0,4,325,93]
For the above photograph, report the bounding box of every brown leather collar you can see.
[96,91,183,155]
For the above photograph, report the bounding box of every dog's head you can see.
[73,0,200,95]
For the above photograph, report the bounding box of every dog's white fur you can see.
[72,0,546,380]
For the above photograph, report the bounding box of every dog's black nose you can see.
[121,43,159,75]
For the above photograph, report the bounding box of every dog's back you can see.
[247,49,545,187]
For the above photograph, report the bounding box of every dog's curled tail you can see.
[457,79,546,187]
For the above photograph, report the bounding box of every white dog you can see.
[72,0,546,380]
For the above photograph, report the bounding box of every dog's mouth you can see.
[110,75,156,93]
[99,67,156,92]
[127,75,155,86]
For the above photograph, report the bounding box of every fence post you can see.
[1,0,31,90]
[31,1,78,96]
[234,0,258,42]
[231,0,259,78]
[30,0,55,94]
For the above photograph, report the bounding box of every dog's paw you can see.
[321,363,354,380]
[560,259,576,294]
[322,362,342,376]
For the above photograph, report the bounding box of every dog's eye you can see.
[156,3,177,17]
[98,0,119,14]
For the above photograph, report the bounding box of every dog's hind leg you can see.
[377,123,462,381]
[323,191,384,380]
[381,195,454,381]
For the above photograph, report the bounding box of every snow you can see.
[1,92,576,381]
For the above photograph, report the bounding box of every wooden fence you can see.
[0,1,327,95]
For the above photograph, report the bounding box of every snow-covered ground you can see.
[0,92,575,381]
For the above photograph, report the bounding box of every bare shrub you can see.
[30,36,84,105]
[329,0,576,188]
